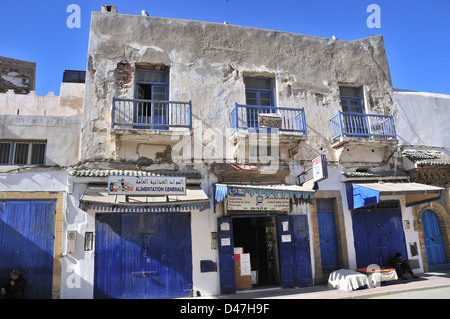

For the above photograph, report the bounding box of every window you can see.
[317,198,335,212]
[244,77,274,128]
[0,140,46,165]
[63,70,86,83]
[0,142,11,164]
[135,69,169,128]
[340,86,363,113]
[245,77,273,106]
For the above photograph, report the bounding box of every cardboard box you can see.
[234,248,252,290]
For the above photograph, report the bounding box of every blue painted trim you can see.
[231,104,307,134]
[330,112,397,140]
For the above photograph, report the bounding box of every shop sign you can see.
[227,188,289,211]
[107,175,186,196]
[312,155,328,182]
[258,113,282,128]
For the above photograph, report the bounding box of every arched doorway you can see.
[421,209,450,271]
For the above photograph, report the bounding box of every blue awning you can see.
[215,183,315,204]
[347,182,443,210]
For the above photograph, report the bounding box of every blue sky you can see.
[1,0,449,95]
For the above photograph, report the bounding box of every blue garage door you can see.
[94,212,193,299]
[0,200,56,299]
[352,208,407,269]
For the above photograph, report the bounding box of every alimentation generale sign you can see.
[107,175,187,196]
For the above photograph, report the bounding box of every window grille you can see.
[0,140,46,165]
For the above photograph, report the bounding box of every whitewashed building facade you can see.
[1,5,449,299]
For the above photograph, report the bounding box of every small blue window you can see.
[340,86,363,113]
[244,77,274,128]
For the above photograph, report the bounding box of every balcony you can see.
[329,111,397,149]
[110,97,192,148]
[230,103,307,136]
[111,97,192,130]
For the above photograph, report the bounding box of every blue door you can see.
[340,86,368,136]
[218,217,236,294]
[292,215,313,286]
[277,215,295,287]
[0,200,56,299]
[94,213,192,299]
[352,209,407,268]
[94,213,122,298]
[352,210,377,267]
[277,215,312,287]
[318,211,340,270]
[152,86,169,129]
[245,77,274,129]
[167,213,193,297]
[421,210,449,270]
[121,214,170,298]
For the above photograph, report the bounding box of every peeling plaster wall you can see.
[0,115,81,167]
[81,12,394,162]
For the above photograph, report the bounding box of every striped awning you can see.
[80,186,210,212]
[214,183,315,204]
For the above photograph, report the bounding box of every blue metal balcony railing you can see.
[329,111,396,140]
[111,97,192,130]
[230,103,307,135]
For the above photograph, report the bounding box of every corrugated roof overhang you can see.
[80,186,210,212]
[347,182,444,209]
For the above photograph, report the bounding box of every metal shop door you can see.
[421,210,449,271]
[0,200,56,299]
[352,208,407,269]
[94,213,193,299]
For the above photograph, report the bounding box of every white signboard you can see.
[227,188,289,211]
[221,238,231,246]
[107,175,186,196]
[240,253,251,276]
[312,155,328,182]
[281,234,292,243]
